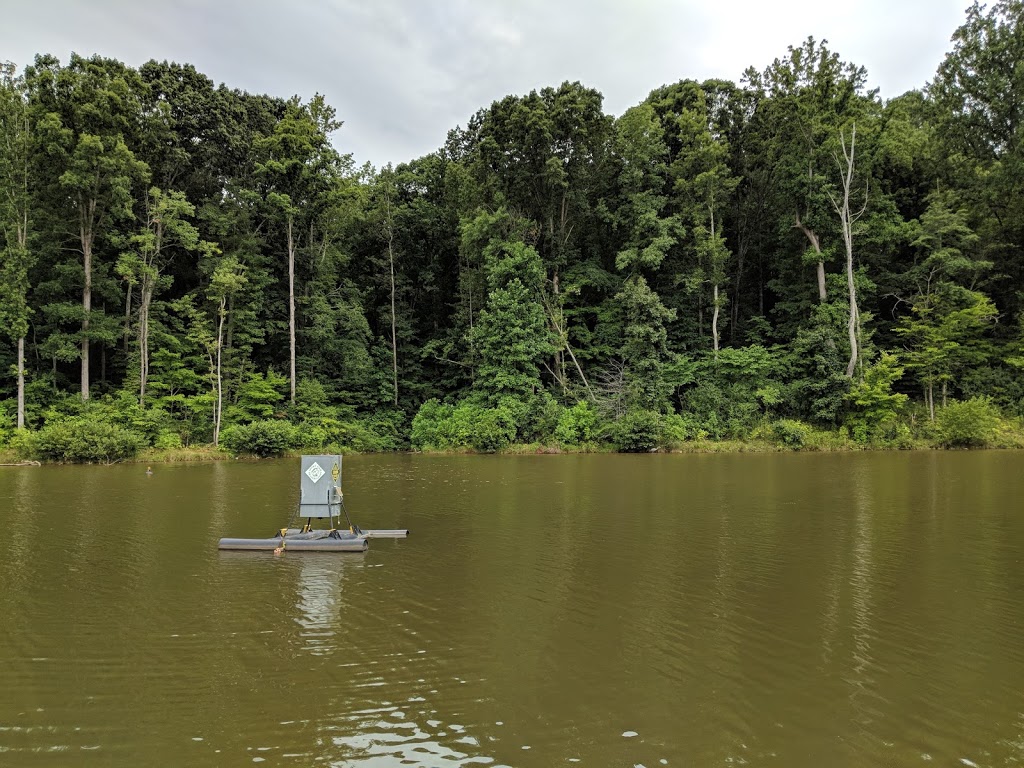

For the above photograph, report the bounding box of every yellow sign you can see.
[331,462,340,483]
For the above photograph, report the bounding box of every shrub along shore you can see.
[1,393,1021,465]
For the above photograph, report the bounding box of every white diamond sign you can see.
[305,462,325,483]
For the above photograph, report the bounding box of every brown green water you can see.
[1,452,1023,767]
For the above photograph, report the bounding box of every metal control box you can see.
[299,454,343,518]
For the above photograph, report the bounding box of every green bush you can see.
[961,365,1024,418]
[683,381,761,439]
[296,414,401,453]
[844,353,908,443]
[554,401,597,446]
[660,412,706,444]
[467,406,517,452]
[937,397,1001,448]
[772,419,812,449]
[519,393,560,443]
[410,398,518,452]
[6,428,35,458]
[154,430,183,450]
[220,419,299,457]
[223,370,287,423]
[359,409,406,452]
[610,409,661,452]
[410,399,454,450]
[28,418,145,463]
[295,417,344,452]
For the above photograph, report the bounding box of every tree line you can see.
[2,1,1023,459]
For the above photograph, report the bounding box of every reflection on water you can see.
[1,452,1023,766]
[294,556,347,657]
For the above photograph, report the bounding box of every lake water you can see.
[1,452,1023,767]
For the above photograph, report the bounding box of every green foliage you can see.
[467,406,518,453]
[468,221,554,405]
[685,383,759,439]
[409,398,518,452]
[681,346,784,438]
[554,400,597,446]
[613,103,679,273]
[617,275,676,410]
[154,430,182,450]
[897,287,998,412]
[937,397,1001,448]
[961,365,1024,418]
[845,353,908,443]
[771,419,821,449]
[25,418,145,463]
[660,412,706,443]
[515,393,560,444]
[930,1,1024,321]
[781,307,850,425]
[220,419,299,457]
[410,399,453,450]
[294,413,401,453]
[226,370,287,423]
[609,409,661,452]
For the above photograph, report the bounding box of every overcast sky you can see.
[2,0,970,170]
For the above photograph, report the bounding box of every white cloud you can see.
[1,0,970,170]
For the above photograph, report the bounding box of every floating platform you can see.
[217,455,407,553]
[218,529,367,552]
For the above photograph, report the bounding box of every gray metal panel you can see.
[299,454,343,518]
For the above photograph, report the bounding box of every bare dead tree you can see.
[826,123,869,378]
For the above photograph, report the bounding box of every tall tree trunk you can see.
[710,203,721,355]
[16,336,24,430]
[794,213,827,302]
[712,283,720,354]
[81,226,92,400]
[384,195,398,407]
[731,235,746,343]
[139,282,152,405]
[15,215,27,428]
[137,202,162,406]
[830,124,865,379]
[552,270,566,395]
[124,284,132,354]
[390,245,398,407]
[845,252,858,377]
[7,94,31,425]
[214,298,226,446]
[544,291,596,402]
[287,215,296,404]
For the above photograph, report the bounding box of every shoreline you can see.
[3,438,1023,466]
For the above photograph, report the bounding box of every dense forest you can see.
[2,2,1024,461]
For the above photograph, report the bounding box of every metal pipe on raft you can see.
[282,527,410,539]
[362,529,410,538]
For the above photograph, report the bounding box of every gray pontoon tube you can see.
[218,530,368,552]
